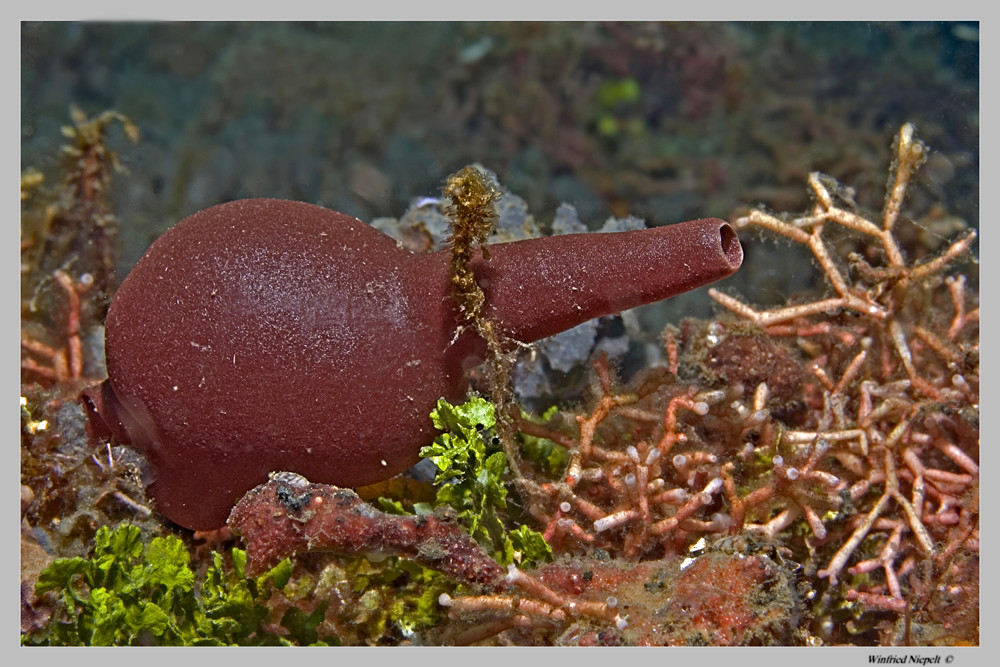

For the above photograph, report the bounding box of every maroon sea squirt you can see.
[83,198,742,530]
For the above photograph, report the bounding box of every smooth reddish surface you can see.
[84,198,741,529]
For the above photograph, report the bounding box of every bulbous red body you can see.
[84,198,742,529]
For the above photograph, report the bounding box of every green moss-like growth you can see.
[23,523,313,646]
[418,397,552,568]
[516,405,571,478]
[337,556,453,643]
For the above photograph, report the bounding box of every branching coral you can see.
[709,124,978,632]
[475,123,979,645]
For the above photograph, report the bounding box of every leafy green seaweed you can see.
[25,523,304,646]
[517,405,570,477]
[418,397,552,568]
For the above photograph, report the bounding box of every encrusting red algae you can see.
[82,197,742,530]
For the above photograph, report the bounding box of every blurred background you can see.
[21,21,979,318]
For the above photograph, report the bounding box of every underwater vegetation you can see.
[22,523,303,646]
[21,110,977,646]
